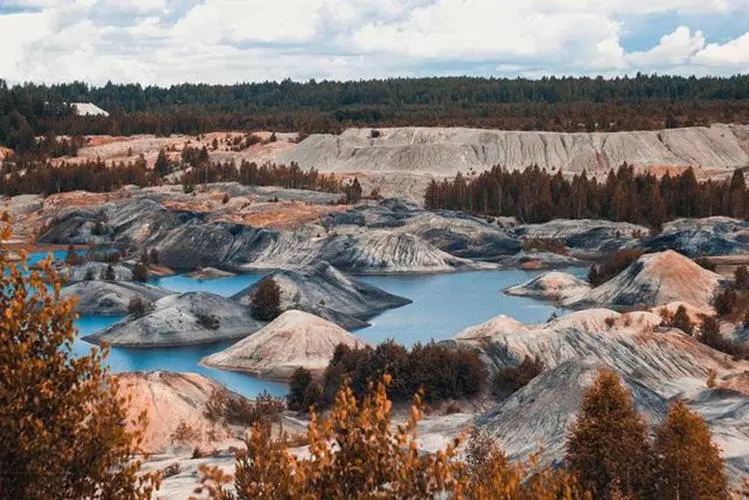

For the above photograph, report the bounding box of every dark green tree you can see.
[251,278,282,321]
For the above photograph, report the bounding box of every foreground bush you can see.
[0,217,159,499]
[197,376,585,499]
[317,341,488,408]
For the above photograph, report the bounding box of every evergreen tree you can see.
[155,149,170,177]
[735,265,749,290]
[672,305,694,335]
[103,264,116,281]
[287,367,314,412]
[728,169,746,219]
[653,401,728,499]
[251,278,282,321]
[132,262,148,282]
[565,370,652,499]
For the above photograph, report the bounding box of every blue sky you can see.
[2,0,749,85]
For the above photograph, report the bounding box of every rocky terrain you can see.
[63,280,170,316]
[231,262,411,329]
[517,218,649,254]
[572,250,723,309]
[454,308,749,477]
[83,292,262,347]
[63,261,133,282]
[277,125,749,175]
[643,216,749,257]
[202,310,367,380]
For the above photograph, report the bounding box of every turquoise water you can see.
[358,269,575,346]
[25,248,582,398]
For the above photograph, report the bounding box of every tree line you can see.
[426,164,749,227]
[4,73,749,153]
[0,153,362,201]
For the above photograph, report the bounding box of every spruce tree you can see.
[155,149,170,177]
[565,370,652,499]
[251,277,282,321]
[653,401,728,499]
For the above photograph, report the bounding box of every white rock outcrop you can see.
[276,125,749,174]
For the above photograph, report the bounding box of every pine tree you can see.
[653,401,728,499]
[287,367,313,412]
[155,149,170,177]
[251,277,282,321]
[565,370,652,499]
[672,305,694,335]
[728,169,746,219]
[735,265,749,290]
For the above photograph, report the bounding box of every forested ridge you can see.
[426,164,749,227]
[3,73,749,152]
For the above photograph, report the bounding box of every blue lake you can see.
[30,248,583,398]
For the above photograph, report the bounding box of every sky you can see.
[1,0,749,86]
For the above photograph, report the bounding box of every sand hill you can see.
[202,310,367,380]
[504,271,591,304]
[573,250,723,309]
[117,371,241,453]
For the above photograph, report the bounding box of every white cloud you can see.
[1,0,749,85]
[695,32,749,66]
[626,26,706,66]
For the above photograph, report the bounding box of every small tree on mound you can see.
[133,262,149,282]
[736,265,749,290]
[653,400,728,499]
[565,370,652,499]
[672,305,694,335]
[0,216,159,498]
[251,278,281,321]
[102,263,117,281]
[127,297,149,318]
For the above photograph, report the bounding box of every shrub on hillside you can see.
[133,262,149,282]
[491,355,545,399]
[196,312,220,330]
[127,297,150,318]
[522,238,568,255]
[587,249,644,287]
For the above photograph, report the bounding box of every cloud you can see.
[1,0,749,85]
[626,26,706,66]
[695,32,749,66]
